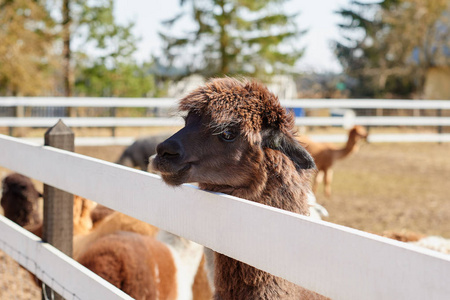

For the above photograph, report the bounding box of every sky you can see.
[114,0,372,74]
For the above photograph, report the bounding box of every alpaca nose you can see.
[156,139,183,160]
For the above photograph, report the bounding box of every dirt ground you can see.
[1,135,450,299]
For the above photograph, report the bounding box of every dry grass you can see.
[76,140,450,238]
[316,142,450,238]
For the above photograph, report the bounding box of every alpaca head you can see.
[1,173,42,226]
[350,125,368,142]
[151,77,315,187]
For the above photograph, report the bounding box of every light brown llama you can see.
[297,125,368,197]
[150,78,327,299]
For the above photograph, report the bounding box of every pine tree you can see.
[334,0,404,97]
[334,0,450,98]
[158,0,305,79]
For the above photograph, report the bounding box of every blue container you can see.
[287,107,305,117]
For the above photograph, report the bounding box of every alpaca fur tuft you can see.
[180,78,297,148]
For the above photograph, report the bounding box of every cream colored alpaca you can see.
[298,125,368,197]
[73,195,97,235]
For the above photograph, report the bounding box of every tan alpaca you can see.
[298,125,368,197]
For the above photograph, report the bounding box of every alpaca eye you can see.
[219,130,237,142]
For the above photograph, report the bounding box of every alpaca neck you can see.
[200,149,312,299]
[333,134,359,160]
[156,230,204,300]
[213,253,300,300]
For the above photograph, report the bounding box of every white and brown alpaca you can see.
[74,213,212,300]
[151,78,327,299]
[73,210,159,259]
[382,230,450,255]
[77,230,205,300]
[297,125,368,197]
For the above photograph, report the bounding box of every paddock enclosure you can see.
[1,97,450,299]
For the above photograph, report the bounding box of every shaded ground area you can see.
[1,140,449,299]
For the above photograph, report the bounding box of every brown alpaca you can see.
[1,173,41,227]
[297,125,368,197]
[151,78,327,299]
[1,173,97,234]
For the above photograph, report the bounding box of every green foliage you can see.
[70,0,157,97]
[75,61,155,97]
[158,0,305,79]
[76,0,139,65]
[0,0,155,97]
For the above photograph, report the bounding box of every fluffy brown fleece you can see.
[1,173,41,227]
[77,231,177,300]
[73,211,159,260]
[152,78,326,299]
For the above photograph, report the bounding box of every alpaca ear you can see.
[261,130,316,171]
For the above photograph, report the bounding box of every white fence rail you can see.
[17,133,450,147]
[1,134,450,300]
[1,97,450,144]
[1,97,450,109]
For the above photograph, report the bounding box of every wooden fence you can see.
[1,97,450,143]
[1,129,450,299]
